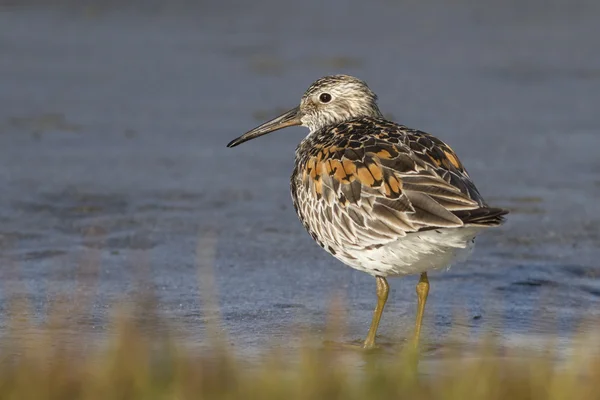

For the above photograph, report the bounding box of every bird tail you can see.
[454,207,509,226]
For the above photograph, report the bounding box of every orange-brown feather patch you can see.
[443,150,462,170]
[387,175,402,194]
[375,149,392,159]
[356,166,375,187]
[383,182,392,197]
[313,177,323,197]
[307,157,317,180]
[323,160,333,175]
[342,159,357,183]
[367,162,383,183]
[329,160,347,182]
[316,150,325,163]
[318,160,329,177]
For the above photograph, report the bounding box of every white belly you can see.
[330,226,483,277]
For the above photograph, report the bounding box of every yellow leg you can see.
[363,276,389,349]
[413,272,430,348]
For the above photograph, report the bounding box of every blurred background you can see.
[0,0,599,357]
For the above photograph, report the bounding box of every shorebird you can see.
[227,75,508,349]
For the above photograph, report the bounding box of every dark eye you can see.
[319,93,332,103]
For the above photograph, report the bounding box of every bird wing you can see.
[297,119,507,244]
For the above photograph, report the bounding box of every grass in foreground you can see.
[0,300,599,400]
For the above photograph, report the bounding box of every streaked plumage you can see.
[291,116,506,277]
[227,75,508,349]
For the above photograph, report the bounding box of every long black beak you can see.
[227,106,303,148]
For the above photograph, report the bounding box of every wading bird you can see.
[227,75,507,349]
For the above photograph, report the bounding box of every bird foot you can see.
[322,340,383,353]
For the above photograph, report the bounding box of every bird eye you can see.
[319,93,332,103]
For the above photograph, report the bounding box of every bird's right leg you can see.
[363,276,389,349]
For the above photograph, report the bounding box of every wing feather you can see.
[294,117,508,245]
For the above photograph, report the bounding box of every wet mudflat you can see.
[0,0,599,360]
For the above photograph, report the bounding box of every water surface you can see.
[1,0,600,360]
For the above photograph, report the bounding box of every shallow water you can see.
[0,0,600,360]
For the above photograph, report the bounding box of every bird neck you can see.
[306,106,383,135]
